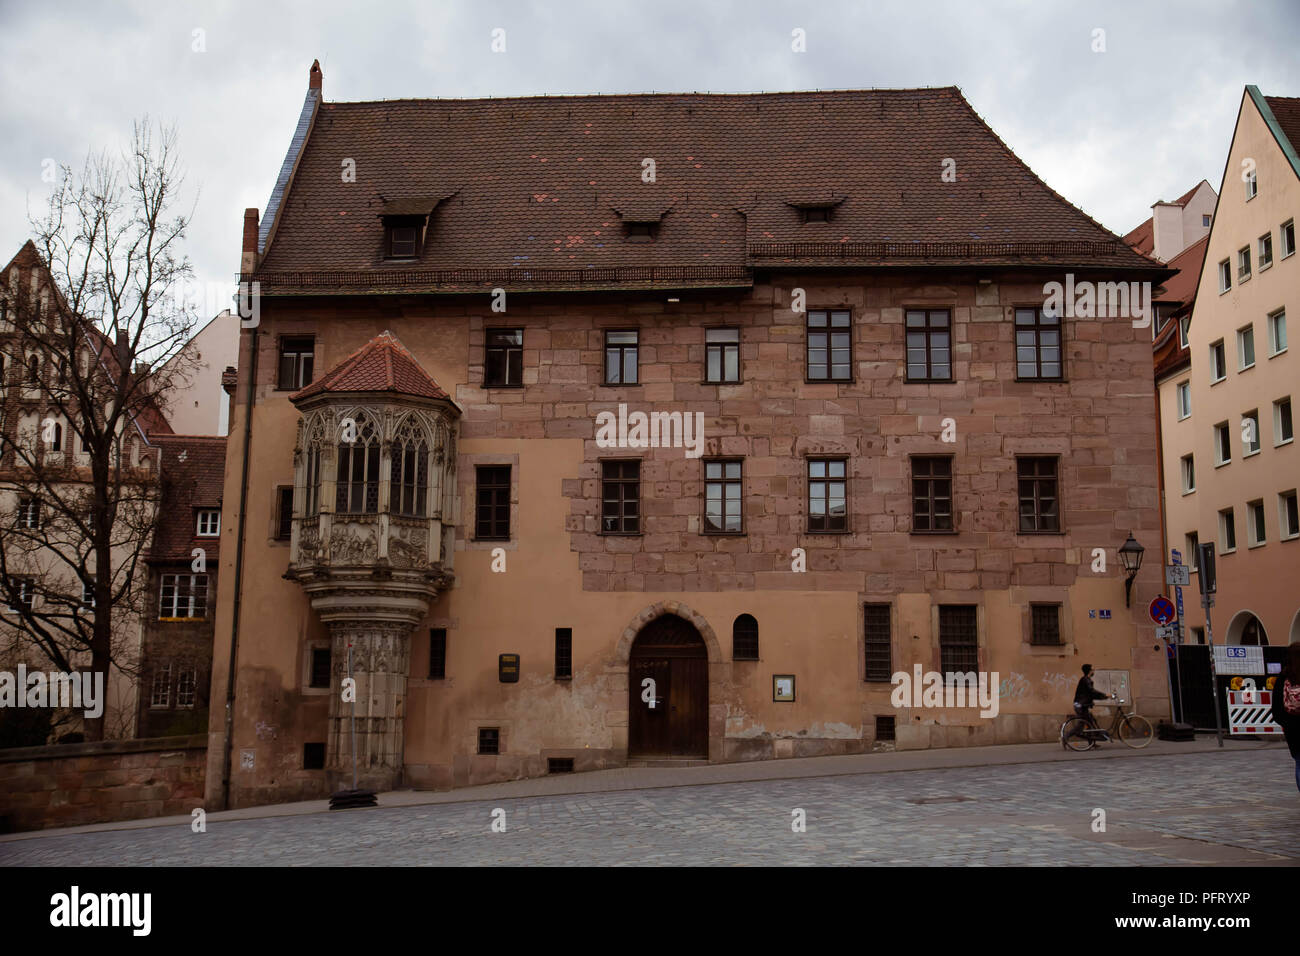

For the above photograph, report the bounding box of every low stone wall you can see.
[0,735,206,833]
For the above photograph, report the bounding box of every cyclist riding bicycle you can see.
[1073,664,1114,738]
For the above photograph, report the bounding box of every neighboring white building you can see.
[1124,179,1219,264]
[158,310,239,436]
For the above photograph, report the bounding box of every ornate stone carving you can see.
[388,524,428,569]
[331,523,377,565]
[299,522,320,562]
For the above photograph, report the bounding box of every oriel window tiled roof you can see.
[252,79,1166,294]
[290,330,452,403]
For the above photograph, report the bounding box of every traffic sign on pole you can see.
[1148,596,1176,626]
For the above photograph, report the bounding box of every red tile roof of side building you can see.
[147,434,227,563]
[253,80,1167,289]
[1264,96,1300,159]
[1154,234,1210,307]
[291,331,452,402]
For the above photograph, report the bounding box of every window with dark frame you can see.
[478,728,500,755]
[806,310,852,381]
[391,438,429,517]
[905,309,952,381]
[336,419,380,514]
[474,465,511,540]
[732,614,759,661]
[875,715,896,741]
[704,459,743,534]
[1030,603,1062,646]
[159,573,208,619]
[277,337,315,391]
[911,456,954,533]
[275,486,294,540]
[7,577,35,613]
[704,328,741,383]
[601,460,640,534]
[16,496,40,529]
[1014,308,1063,380]
[939,604,979,675]
[555,627,573,680]
[303,743,326,770]
[309,646,332,689]
[385,218,422,259]
[863,603,892,681]
[604,330,639,385]
[807,458,847,532]
[429,628,447,679]
[485,328,524,387]
[1016,457,1060,533]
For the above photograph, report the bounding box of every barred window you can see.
[939,605,978,675]
[160,573,208,619]
[555,627,573,679]
[732,614,759,661]
[864,603,892,681]
[309,646,332,688]
[1030,603,1062,646]
[429,628,447,679]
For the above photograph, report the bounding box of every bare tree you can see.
[0,121,199,741]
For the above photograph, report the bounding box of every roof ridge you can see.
[320,86,965,108]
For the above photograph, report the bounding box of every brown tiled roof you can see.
[1265,95,1300,160]
[148,435,227,563]
[1154,234,1209,307]
[291,330,451,402]
[254,86,1163,293]
[1122,218,1154,255]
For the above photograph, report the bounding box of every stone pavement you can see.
[1,738,1295,865]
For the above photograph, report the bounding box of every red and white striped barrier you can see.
[1225,689,1283,736]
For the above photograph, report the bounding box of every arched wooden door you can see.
[628,614,708,758]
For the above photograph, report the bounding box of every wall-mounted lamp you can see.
[1118,532,1145,608]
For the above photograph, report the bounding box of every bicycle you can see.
[1060,697,1153,751]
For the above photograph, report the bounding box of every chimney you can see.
[309,59,322,92]
[241,208,259,277]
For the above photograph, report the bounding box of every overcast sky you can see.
[2,0,1298,305]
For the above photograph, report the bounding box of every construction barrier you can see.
[1225,689,1283,736]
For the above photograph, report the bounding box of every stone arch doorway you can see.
[628,614,709,758]
[1226,610,1269,645]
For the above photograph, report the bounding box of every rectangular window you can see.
[159,573,208,619]
[863,603,892,682]
[1203,214,1212,228]
[150,663,171,709]
[82,577,95,608]
[1237,325,1255,369]
[806,309,852,381]
[1247,499,1266,548]
[1238,246,1252,281]
[604,330,639,385]
[1276,397,1294,445]
[196,509,220,537]
[938,605,979,675]
[1219,508,1236,553]
[555,627,573,680]
[1180,454,1195,493]
[303,743,326,770]
[7,578,35,613]
[429,628,447,680]
[478,728,500,755]
[386,222,420,258]
[704,328,741,383]
[875,715,896,741]
[1176,380,1191,419]
[1210,339,1226,381]
[474,465,511,540]
[1280,490,1299,540]
[905,309,952,382]
[176,668,197,708]
[309,646,332,689]
[1282,219,1297,258]
[1214,421,1232,465]
[1179,315,1190,349]
[1245,168,1257,199]
[16,497,40,529]
[335,441,380,514]
[1218,260,1232,293]
[484,328,523,387]
[1030,603,1062,646]
[601,460,641,534]
[275,486,294,540]
[1016,457,1060,533]
[1269,309,1288,356]
[277,337,315,391]
[1185,532,1200,571]
[1259,232,1274,269]
[1243,410,1261,455]
[911,455,954,532]
[703,459,743,534]
[807,458,848,532]
[1014,307,1063,380]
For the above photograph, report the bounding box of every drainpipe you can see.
[220,208,261,809]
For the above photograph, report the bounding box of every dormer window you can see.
[802,207,830,223]
[624,221,658,242]
[385,218,423,259]
[787,194,844,225]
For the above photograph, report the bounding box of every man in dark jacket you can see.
[1269,644,1300,795]
[1074,664,1114,737]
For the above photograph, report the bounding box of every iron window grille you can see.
[429,628,447,679]
[555,627,573,680]
[939,605,979,675]
[875,715,896,741]
[1030,603,1062,646]
[864,603,893,681]
[478,728,500,755]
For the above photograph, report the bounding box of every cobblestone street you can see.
[3,746,1296,866]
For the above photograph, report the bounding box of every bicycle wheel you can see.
[1062,717,1095,751]
[1118,714,1153,749]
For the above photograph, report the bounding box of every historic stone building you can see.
[206,62,1171,808]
